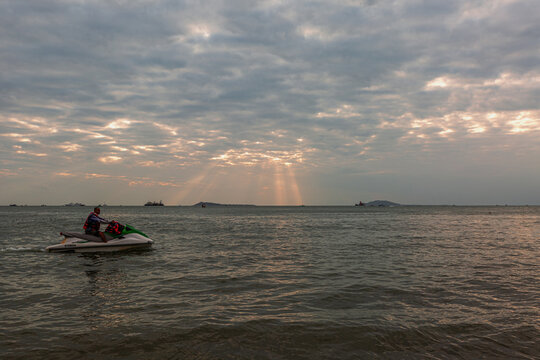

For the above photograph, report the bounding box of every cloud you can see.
[1,0,539,205]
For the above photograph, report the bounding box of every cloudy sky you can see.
[1,0,539,206]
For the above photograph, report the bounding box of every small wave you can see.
[0,246,45,253]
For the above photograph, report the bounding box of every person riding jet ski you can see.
[83,207,110,242]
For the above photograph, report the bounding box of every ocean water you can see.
[0,205,538,359]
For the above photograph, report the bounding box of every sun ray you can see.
[272,162,286,205]
[285,165,303,205]
[170,167,212,205]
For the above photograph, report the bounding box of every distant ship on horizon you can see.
[144,200,164,206]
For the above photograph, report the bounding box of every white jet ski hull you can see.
[46,233,153,253]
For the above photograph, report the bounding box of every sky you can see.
[1,0,539,206]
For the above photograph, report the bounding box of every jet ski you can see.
[46,221,153,253]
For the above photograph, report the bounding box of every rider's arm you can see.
[89,213,110,224]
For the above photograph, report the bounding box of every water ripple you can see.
[1,205,539,359]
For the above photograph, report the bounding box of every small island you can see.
[362,200,401,207]
[193,202,256,207]
[144,200,164,206]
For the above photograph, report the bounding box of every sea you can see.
[0,205,538,359]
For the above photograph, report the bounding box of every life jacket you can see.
[83,212,101,232]
[105,221,124,236]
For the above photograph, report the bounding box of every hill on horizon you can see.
[192,202,256,207]
[364,200,401,207]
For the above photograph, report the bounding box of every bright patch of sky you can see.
[1,0,539,205]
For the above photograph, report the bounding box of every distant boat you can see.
[64,202,85,206]
[144,201,164,206]
[355,200,401,207]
